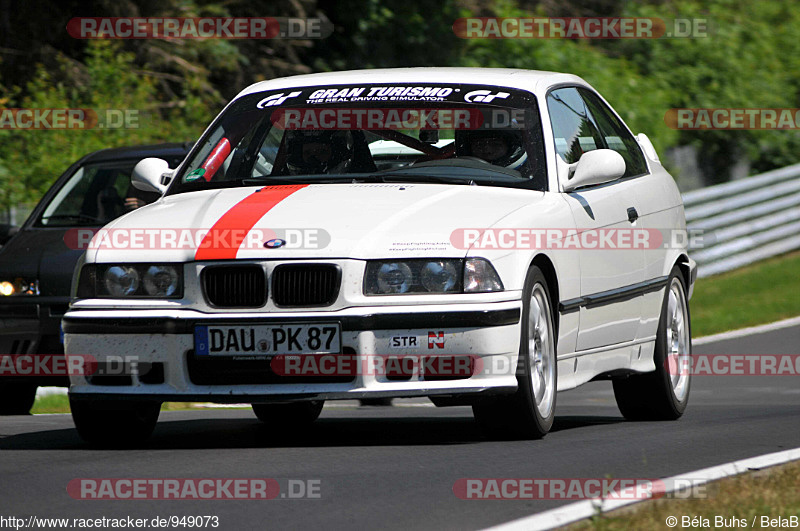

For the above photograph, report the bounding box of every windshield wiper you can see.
[374,160,523,183]
[374,172,477,185]
[241,174,383,186]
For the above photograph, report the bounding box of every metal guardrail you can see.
[682,163,800,278]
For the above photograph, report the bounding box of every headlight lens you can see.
[420,261,459,293]
[376,262,413,294]
[365,259,490,295]
[0,278,39,296]
[143,265,180,297]
[0,281,12,296]
[103,266,140,297]
[77,264,183,298]
[463,258,503,292]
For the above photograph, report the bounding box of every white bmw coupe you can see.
[64,68,696,445]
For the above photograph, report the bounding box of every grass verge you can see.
[31,394,246,415]
[570,459,800,530]
[690,250,800,337]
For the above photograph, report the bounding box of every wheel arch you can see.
[675,253,691,288]
[529,253,560,338]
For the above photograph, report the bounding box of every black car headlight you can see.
[0,278,39,296]
[363,258,502,295]
[77,264,183,298]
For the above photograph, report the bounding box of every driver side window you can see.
[546,87,648,179]
[578,88,648,178]
[546,87,605,165]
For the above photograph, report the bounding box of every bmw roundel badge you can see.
[264,238,286,249]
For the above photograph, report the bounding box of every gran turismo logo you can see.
[256,91,302,108]
[463,90,510,103]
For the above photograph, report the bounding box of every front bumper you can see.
[64,301,522,403]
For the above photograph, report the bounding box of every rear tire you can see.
[70,396,161,446]
[0,382,38,415]
[252,401,324,427]
[472,266,557,439]
[613,266,691,420]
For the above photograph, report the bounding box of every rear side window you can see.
[546,87,648,179]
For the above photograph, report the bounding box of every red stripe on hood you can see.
[195,185,307,260]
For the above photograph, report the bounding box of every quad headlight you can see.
[77,264,183,298]
[143,265,181,297]
[103,266,140,297]
[364,258,502,295]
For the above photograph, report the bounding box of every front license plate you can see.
[194,323,341,356]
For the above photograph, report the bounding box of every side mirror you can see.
[563,149,626,192]
[0,224,19,246]
[132,158,170,194]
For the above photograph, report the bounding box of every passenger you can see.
[285,131,356,175]
[457,130,528,171]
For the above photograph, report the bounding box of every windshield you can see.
[37,160,164,228]
[171,83,547,193]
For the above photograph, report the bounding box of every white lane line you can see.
[482,447,800,531]
[693,315,800,345]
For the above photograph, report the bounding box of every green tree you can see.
[0,41,210,210]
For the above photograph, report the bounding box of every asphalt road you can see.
[1,324,798,530]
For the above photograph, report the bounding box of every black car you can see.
[0,143,191,414]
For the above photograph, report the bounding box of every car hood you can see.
[88,183,544,262]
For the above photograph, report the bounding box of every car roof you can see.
[235,67,587,99]
[82,142,194,163]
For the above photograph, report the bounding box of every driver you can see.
[456,130,527,171]
[285,130,355,175]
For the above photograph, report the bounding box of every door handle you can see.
[627,207,639,223]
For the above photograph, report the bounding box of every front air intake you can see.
[271,264,340,307]
[202,265,267,308]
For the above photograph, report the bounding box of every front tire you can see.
[0,382,38,415]
[70,397,161,446]
[473,266,557,439]
[252,401,324,427]
[613,266,691,420]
